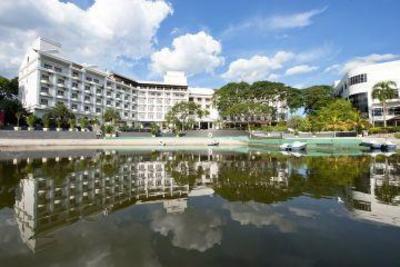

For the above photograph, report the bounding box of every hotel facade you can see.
[333,60,400,126]
[18,38,219,129]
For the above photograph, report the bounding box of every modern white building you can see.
[18,37,218,128]
[333,60,400,125]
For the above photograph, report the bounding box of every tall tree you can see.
[372,80,397,127]
[103,108,121,124]
[165,102,209,132]
[45,102,75,127]
[302,85,334,114]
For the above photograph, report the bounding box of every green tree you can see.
[103,108,120,124]
[302,85,334,114]
[45,102,75,128]
[316,99,361,131]
[372,80,397,127]
[165,102,209,132]
[26,114,37,128]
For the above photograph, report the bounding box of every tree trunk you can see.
[383,101,387,128]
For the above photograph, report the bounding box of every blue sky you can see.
[1,0,400,89]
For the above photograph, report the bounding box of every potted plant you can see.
[26,114,36,131]
[56,117,63,131]
[104,124,114,138]
[150,123,160,137]
[68,118,76,132]
[79,117,89,132]
[14,111,23,131]
[43,115,50,131]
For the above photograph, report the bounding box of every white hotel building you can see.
[18,38,219,129]
[333,60,400,125]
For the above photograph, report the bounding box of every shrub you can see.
[42,115,50,128]
[104,124,114,134]
[368,127,399,134]
[79,117,89,129]
[394,133,400,139]
[26,114,37,127]
[68,118,76,129]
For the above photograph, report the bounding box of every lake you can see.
[0,148,399,267]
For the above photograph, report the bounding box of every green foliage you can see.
[15,111,23,127]
[150,123,160,136]
[42,114,50,128]
[368,127,400,135]
[302,85,334,114]
[165,101,208,132]
[103,108,120,124]
[287,115,304,130]
[0,76,26,125]
[44,102,75,128]
[79,117,89,129]
[68,118,76,129]
[104,124,114,134]
[316,99,360,131]
[394,133,400,139]
[26,114,37,127]
[372,80,398,127]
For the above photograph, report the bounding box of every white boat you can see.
[280,141,307,151]
[360,140,397,150]
[208,140,219,146]
[291,141,307,151]
[382,141,397,151]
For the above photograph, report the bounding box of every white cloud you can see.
[151,209,223,252]
[268,7,327,30]
[222,7,327,38]
[285,64,318,76]
[221,51,294,83]
[224,201,295,233]
[150,31,224,76]
[342,53,400,73]
[325,53,400,75]
[0,0,173,77]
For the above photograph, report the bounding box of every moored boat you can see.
[280,141,307,151]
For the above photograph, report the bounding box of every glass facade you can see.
[349,92,368,117]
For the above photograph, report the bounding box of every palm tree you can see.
[372,80,398,127]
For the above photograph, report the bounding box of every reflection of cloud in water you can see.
[224,201,295,233]
[151,209,223,252]
[288,207,318,218]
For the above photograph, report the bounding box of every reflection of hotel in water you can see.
[351,160,400,227]
[14,153,194,252]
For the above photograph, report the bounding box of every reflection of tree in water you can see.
[371,155,400,205]
[215,155,371,204]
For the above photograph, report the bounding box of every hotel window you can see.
[148,114,154,119]
[107,91,112,97]
[96,98,102,104]
[72,71,79,77]
[116,93,121,99]
[71,104,78,110]
[348,74,367,86]
[124,112,129,117]
[96,88,102,94]
[57,90,64,96]
[41,74,50,80]
[84,96,90,101]
[40,98,48,105]
[106,100,111,105]
[116,102,120,107]
[349,92,368,117]
[44,63,52,69]
[86,76,92,82]
[40,87,49,93]
[84,106,90,111]
[85,85,90,91]
[93,78,99,84]
[96,108,101,113]
[124,104,129,109]
[71,93,78,99]
[57,78,64,84]
[54,67,62,73]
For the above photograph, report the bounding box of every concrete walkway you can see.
[0,137,247,150]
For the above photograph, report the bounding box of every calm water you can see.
[0,148,399,267]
